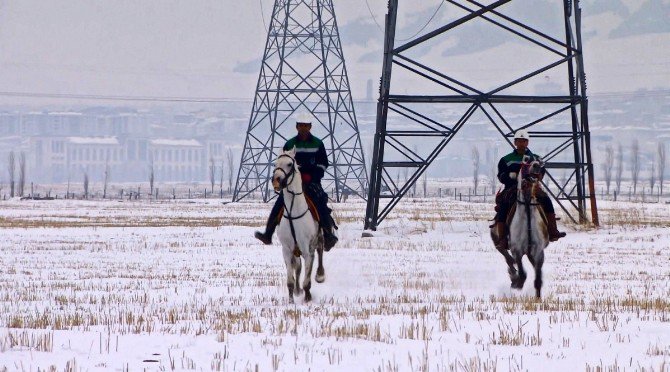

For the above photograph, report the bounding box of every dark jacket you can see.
[497,149,544,189]
[283,134,329,182]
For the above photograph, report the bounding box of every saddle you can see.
[491,189,549,228]
[274,195,320,224]
[276,196,321,258]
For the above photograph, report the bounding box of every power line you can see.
[364,0,447,41]
[260,0,268,31]
[365,0,384,34]
[0,88,665,104]
[397,0,445,42]
[0,91,251,103]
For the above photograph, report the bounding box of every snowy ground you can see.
[0,197,669,371]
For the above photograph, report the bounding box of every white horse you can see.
[508,156,549,298]
[272,148,325,303]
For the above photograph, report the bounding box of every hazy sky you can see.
[0,0,667,105]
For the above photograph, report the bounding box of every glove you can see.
[509,172,517,180]
[301,173,312,184]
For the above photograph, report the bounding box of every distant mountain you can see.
[233,58,262,74]
[583,0,629,17]
[609,0,670,37]
[339,17,382,47]
[1,0,665,105]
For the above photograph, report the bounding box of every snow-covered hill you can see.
[0,0,667,104]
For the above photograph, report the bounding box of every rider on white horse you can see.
[493,129,566,250]
[254,113,338,250]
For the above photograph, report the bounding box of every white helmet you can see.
[295,112,313,124]
[514,129,530,140]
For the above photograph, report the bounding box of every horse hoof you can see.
[315,273,325,283]
[295,288,303,296]
[288,297,294,304]
[304,291,312,302]
[511,280,524,290]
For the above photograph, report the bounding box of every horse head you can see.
[272,148,299,192]
[518,155,544,200]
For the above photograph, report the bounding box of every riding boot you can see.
[546,213,566,242]
[319,210,338,251]
[494,221,509,250]
[254,199,283,245]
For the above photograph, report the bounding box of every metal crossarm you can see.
[365,0,598,230]
[234,0,368,203]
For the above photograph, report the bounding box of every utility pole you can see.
[234,0,368,202]
[365,0,598,230]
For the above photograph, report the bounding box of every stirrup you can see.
[549,231,566,242]
[323,230,338,251]
[254,231,272,245]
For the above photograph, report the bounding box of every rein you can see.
[274,153,310,247]
[516,180,542,206]
[274,154,297,191]
[517,162,542,255]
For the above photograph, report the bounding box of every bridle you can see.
[517,157,543,206]
[273,153,309,247]
[516,157,544,253]
[273,154,298,193]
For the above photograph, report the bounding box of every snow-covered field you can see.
[0,197,669,371]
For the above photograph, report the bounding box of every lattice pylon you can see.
[365,0,598,230]
[233,0,368,202]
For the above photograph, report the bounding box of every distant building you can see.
[0,113,20,136]
[149,139,204,182]
[67,137,123,182]
[0,110,228,183]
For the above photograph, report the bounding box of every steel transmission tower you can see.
[365,0,598,230]
[233,0,368,202]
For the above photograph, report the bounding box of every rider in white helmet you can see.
[254,112,338,250]
[492,129,566,250]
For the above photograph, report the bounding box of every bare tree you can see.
[149,160,155,198]
[472,146,480,194]
[615,143,623,194]
[658,142,666,196]
[650,152,656,193]
[18,152,25,197]
[396,170,401,192]
[226,147,235,193]
[209,156,215,194]
[631,140,640,194]
[8,151,15,198]
[103,161,110,199]
[422,173,427,197]
[83,171,89,199]
[219,160,225,197]
[603,144,614,194]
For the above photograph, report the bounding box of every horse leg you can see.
[511,251,526,290]
[491,225,517,282]
[315,242,325,283]
[533,250,544,299]
[302,251,314,302]
[294,253,303,296]
[496,245,517,282]
[285,255,296,304]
